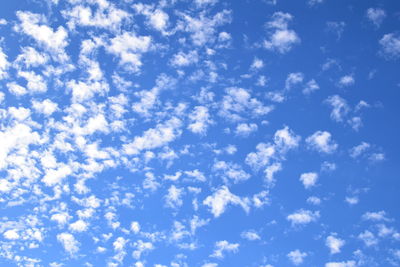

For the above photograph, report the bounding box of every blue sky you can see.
[0,0,399,266]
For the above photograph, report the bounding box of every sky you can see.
[0,0,399,266]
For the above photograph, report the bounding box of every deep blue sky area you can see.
[0,0,399,266]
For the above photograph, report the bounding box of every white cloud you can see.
[306,131,338,154]
[345,196,359,205]
[178,9,232,46]
[245,143,275,170]
[67,80,109,103]
[188,106,212,135]
[285,72,304,90]
[300,172,318,189]
[325,261,356,267]
[18,71,47,93]
[379,33,400,60]
[15,11,68,60]
[250,57,264,70]
[211,240,239,259]
[308,0,324,6]
[15,46,48,67]
[325,95,350,122]
[133,4,169,33]
[369,153,385,162]
[57,233,79,255]
[32,99,58,116]
[307,196,321,205]
[113,237,127,251]
[326,234,345,254]
[132,240,154,259]
[106,32,151,72]
[195,0,218,7]
[235,123,258,137]
[274,126,301,152]
[252,190,270,208]
[165,185,183,209]
[3,229,20,240]
[170,51,199,67]
[0,47,8,80]
[287,249,307,265]
[358,230,378,247]
[287,209,320,226]
[362,211,388,221]
[123,117,182,155]
[303,79,319,95]
[63,2,130,31]
[366,8,386,27]
[203,186,250,217]
[326,21,346,40]
[338,75,355,87]
[349,142,370,158]
[131,221,140,234]
[42,164,73,187]
[69,220,88,232]
[241,230,261,241]
[219,87,273,121]
[264,162,282,184]
[51,212,71,226]
[213,161,250,184]
[264,12,300,53]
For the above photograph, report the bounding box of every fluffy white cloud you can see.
[203,186,250,217]
[106,32,151,72]
[250,57,264,70]
[188,106,212,135]
[235,123,258,137]
[241,230,261,241]
[326,234,345,254]
[69,220,88,232]
[219,87,273,121]
[287,209,320,226]
[178,9,232,46]
[308,0,325,6]
[63,2,130,30]
[264,12,300,53]
[361,211,388,221]
[32,99,58,116]
[287,249,307,265]
[245,143,275,170]
[133,4,169,33]
[211,240,239,259]
[303,79,319,95]
[325,95,350,122]
[57,233,79,255]
[165,185,184,209]
[349,142,370,158]
[338,75,355,87]
[170,51,199,67]
[325,261,356,267]
[213,161,250,184]
[358,230,378,247]
[274,126,300,152]
[123,117,182,155]
[300,172,318,189]
[3,229,20,240]
[379,33,400,60]
[285,72,304,90]
[15,11,68,60]
[366,8,386,27]
[0,47,9,80]
[306,131,338,154]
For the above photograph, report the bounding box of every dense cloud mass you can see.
[0,0,399,266]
